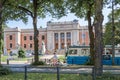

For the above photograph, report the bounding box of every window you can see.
[30,36,32,40]
[24,44,26,48]
[67,32,71,39]
[60,33,64,39]
[103,54,111,60]
[24,36,27,40]
[9,35,12,40]
[42,35,45,40]
[54,33,58,40]
[82,33,86,39]
[10,43,12,48]
[30,44,32,48]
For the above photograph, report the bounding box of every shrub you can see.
[0,67,11,76]
[18,48,25,58]
[0,65,2,68]
[58,56,65,62]
[31,61,45,66]
[85,61,94,65]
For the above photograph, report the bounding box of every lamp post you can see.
[112,0,115,65]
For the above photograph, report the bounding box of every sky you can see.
[7,7,111,29]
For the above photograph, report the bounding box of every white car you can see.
[26,53,32,57]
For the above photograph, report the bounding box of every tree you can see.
[104,22,113,45]
[0,0,28,65]
[104,22,120,45]
[0,0,7,65]
[94,0,104,76]
[0,0,33,65]
[105,0,120,45]
[12,0,66,64]
[104,0,120,65]
[18,48,25,58]
[66,0,95,65]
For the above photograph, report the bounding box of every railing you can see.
[2,66,96,80]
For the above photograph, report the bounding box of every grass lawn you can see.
[0,73,92,80]
[1,73,120,80]
[0,73,120,80]
[1,55,8,62]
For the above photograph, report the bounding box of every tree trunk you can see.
[33,0,39,63]
[111,0,115,65]
[94,0,104,76]
[87,4,95,65]
[0,0,2,65]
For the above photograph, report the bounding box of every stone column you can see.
[64,32,67,48]
[58,32,60,49]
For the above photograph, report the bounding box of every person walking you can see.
[51,52,58,66]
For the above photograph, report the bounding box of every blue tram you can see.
[66,45,120,65]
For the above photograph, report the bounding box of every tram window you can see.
[69,50,77,55]
[102,54,111,60]
[119,50,120,52]
[74,50,77,54]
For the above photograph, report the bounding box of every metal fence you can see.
[2,66,96,80]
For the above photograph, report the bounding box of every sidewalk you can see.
[1,61,30,67]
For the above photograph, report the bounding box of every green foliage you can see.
[58,56,65,62]
[31,61,45,66]
[66,0,94,19]
[108,9,120,21]
[104,22,120,45]
[18,48,25,58]
[0,67,11,76]
[85,59,94,65]
[104,22,113,45]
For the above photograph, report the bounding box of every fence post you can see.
[7,59,9,65]
[57,66,60,80]
[92,67,96,80]
[32,58,34,63]
[24,66,27,80]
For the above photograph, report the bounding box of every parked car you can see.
[26,52,33,57]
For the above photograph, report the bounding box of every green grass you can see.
[0,73,120,80]
[0,73,92,80]
[1,56,8,62]
[58,55,65,62]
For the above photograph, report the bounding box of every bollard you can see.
[7,59,9,65]
[32,58,34,63]
[57,66,60,80]
[24,66,27,80]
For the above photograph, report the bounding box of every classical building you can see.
[4,20,89,54]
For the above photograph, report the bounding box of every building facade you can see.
[4,20,89,54]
